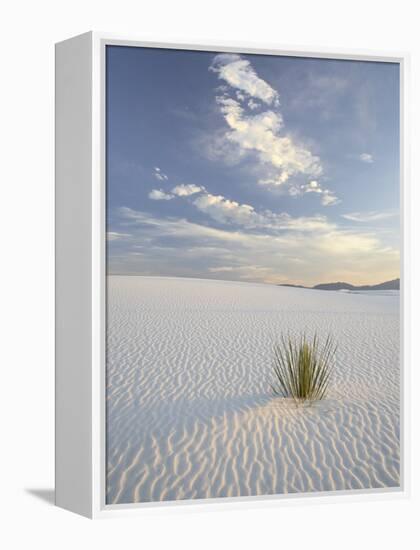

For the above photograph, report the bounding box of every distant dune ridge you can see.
[106,276,400,504]
[279,278,400,291]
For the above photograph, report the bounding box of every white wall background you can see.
[1,0,418,548]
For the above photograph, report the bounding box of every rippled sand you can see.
[106,276,400,504]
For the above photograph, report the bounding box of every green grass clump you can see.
[271,334,336,405]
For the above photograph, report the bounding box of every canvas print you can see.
[105,45,400,505]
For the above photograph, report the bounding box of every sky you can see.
[106,46,400,286]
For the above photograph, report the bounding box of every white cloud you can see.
[192,191,335,231]
[248,99,259,110]
[119,206,249,244]
[321,192,340,206]
[278,214,334,232]
[154,166,169,180]
[307,180,322,192]
[289,180,340,207]
[341,210,398,222]
[359,153,374,163]
[148,189,174,201]
[209,54,339,206]
[107,231,132,241]
[211,54,279,105]
[288,186,301,197]
[114,207,399,285]
[193,193,259,226]
[172,184,205,197]
[216,96,323,186]
[148,180,336,230]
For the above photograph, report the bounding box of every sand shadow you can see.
[25,488,55,505]
[117,392,346,436]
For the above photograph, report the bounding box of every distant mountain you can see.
[279,278,400,291]
[314,279,400,291]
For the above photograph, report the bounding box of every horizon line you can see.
[106,272,400,287]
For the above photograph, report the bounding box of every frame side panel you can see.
[55,32,93,518]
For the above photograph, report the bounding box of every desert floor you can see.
[106,276,400,504]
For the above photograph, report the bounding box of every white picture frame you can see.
[55,31,410,519]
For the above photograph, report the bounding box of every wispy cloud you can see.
[289,180,340,207]
[149,179,336,231]
[193,193,258,226]
[341,210,398,222]
[321,193,340,206]
[107,231,132,241]
[359,153,374,163]
[248,99,259,110]
[149,180,338,228]
[172,184,204,197]
[153,166,169,180]
[148,189,174,201]
[111,206,398,285]
[209,54,337,206]
[192,191,335,231]
[119,207,247,243]
[215,95,322,187]
[150,184,205,201]
[211,54,279,106]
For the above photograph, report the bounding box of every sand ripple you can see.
[106,276,400,504]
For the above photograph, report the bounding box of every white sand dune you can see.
[106,276,400,504]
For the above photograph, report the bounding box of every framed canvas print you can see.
[55,32,409,518]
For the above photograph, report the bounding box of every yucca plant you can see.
[271,334,336,405]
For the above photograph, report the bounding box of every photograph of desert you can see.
[105,46,400,504]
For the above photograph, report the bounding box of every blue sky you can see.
[106,46,400,286]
